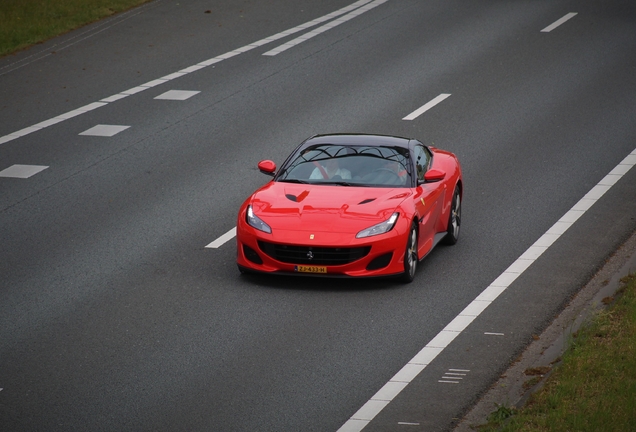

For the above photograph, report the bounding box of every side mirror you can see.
[423,168,445,183]
[258,160,276,176]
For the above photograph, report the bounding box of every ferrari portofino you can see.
[236,134,462,282]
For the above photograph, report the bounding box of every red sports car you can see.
[236,134,462,282]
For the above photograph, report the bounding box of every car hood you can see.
[249,182,411,233]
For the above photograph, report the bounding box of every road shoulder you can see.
[454,227,636,431]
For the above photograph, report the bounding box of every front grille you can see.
[258,241,370,266]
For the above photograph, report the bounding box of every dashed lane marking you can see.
[0,165,49,179]
[79,124,130,137]
[154,90,201,101]
[541,12,577,33]
[402,94,451,121]
[205,227,237,249]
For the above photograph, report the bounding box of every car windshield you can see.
[277,144,412,187]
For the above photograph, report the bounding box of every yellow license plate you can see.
[295,265,327,274]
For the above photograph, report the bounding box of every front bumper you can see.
[236,220,409,278]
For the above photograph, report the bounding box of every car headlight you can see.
[247,205,272,234]
[356,212,399,238]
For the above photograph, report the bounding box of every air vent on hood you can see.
[285,190,310,203]
[358,198,376,205]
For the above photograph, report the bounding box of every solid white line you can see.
[402,94,451,121]
[541,12,577,33]
[12,126,43,137]
[78,102,108,112]
[262,0,387,56]
[258,0,375,52]
[205,227,237,249]
[100,94,129,103]
[56,109,89,120]
[180,64,207,73]
[198,58,224,67]
[121,86,148,95]
[337,147,636,432]
[160,72,188,80]
[141,79,168,88]
[33,118,65,128]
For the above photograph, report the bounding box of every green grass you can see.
[0,0,151,57]
[479,273,636,431]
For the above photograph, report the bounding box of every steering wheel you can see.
[372,168,401,184]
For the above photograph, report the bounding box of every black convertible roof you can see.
[301,133,414,149]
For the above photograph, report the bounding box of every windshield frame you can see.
[276,143,413,188]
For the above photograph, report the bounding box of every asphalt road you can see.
[1,0,635,431]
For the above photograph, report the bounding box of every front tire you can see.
[442,185,461,245]
[401,222,418,283]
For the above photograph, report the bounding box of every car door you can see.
[412,145,445,258]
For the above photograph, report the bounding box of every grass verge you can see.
[0,0,151,58]
[479,273,636,431]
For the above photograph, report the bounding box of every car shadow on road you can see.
[237,271,408,292]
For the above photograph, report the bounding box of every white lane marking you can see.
[402,94,451,121]
[100,94,129,103]
[142,79,169,88]
[55,102,109,121]
[0,135,20,145]
[154,90,201,101]
[159,72,188,80]
[541,12,577,33]
[442,368,469,382]
[263,0,387,56]
[258,0,376,56]
[397,422,420,426]
[337,146,636,432]
[484,332,505,336]
[205,227,237,249]
[79,124,130,137]
[121,85,149,95]
[75,102,109,113]
[0,0,381,146]
[0,165,49,178]
[8,126,42,138]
